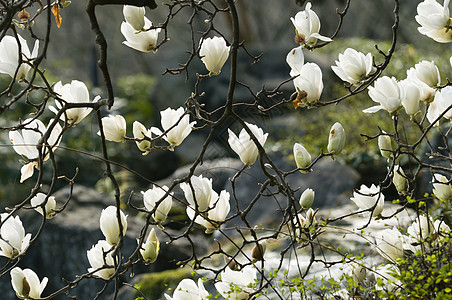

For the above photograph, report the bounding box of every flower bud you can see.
[393,165,408,195]
[293,143,311,172]
[378,132,394,160]
[251,242,266,261]
[352,264,367,284]
[299,188,315,209]
[327,122,345,155]
[139,228,160,263]
[98,115,127,142]
[99,206,128,245]
[123,5,145,31]
[18,9,30,21]
[199,36,230,76]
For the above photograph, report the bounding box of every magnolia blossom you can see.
[327,122,346,155]
[293,62,323,105]
[409,60,441,88]
[99,206,128,245]
[139,228,160,263]
[87,240,115,280]
[407,215,435,242]
[227,122,268,166]
[186,190,230,233]
[215,266,257,300]
[30,193,57,219]
[286,46,304,77]
[350,263,367,284]
[0,34,39,80]
[406,67,436,102]
[180,175,214,212]
[432,173,452,201]
[293,208,317,242]
[121,17,161,52]
[142,185,173,224]
[151,107,196,150]
[392,165,408,196]
[299,188,315,209]
[0,213,31,258]
[98,115,126,142]
[50,80,99,125]
[350,184,384,218]
[11,267,47,299]
[164,278,209,300]
[331,48,373,85]
[199,36,230,76]
[123,5,145,31]
[133,121,152,155]
[375,227,404,263]
[9,118,62,183]
[378,132,394,160]
[399,79,421,116]
[427,86,452,125]
[416,0,452,43]
[363,76,403,114]
[290,2,332,47]
[293,143,311,172]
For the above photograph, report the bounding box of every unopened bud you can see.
[293,143,311,173]
[392,165,408,195]
[327,122,346,155]
[378,132,394,160]
[299,188,315,209]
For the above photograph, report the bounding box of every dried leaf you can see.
[51,5,62,28]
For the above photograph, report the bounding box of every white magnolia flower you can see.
[87,240,115,280]
[50,80,99,125]
[142,185,173,224]
[407,215,435,242]
[30,193,57,219]
[215,266,257,300]
[0,34,39,80]
[99,206,128,245]
[9,118,62,183]
[123,5,145,31]
[139,228,160,263]
[290,2,332,47]
[350,184,384,218]
[350,262,367,284]
[392,165,408,196]
[375,227,404,263]
[327,122,346,155]
[199,36,230,76]
[121,17,161,52]
[331,48,373,85]
[293,62,323,105]
[408,60,441,88]
[180,175,214,212]
[164,278,209,300]
[151,107,196,150]
[286,46,305,77]
[133,121,152,155]
[427,86,452,125]
[406,67,436,102]
[0,213,31,258]
[432,173,452,201]
[378,132,394,160]
[299,188,315,209]
[363,76,403,114]
[293,143,311,172]
[416,0,452,43]
[227,122,268,166]
[399,79,421,116]
[11,267,48,299]
[186,190,230,233]
[98,115,126,142]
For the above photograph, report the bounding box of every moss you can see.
[134,267,192,300]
